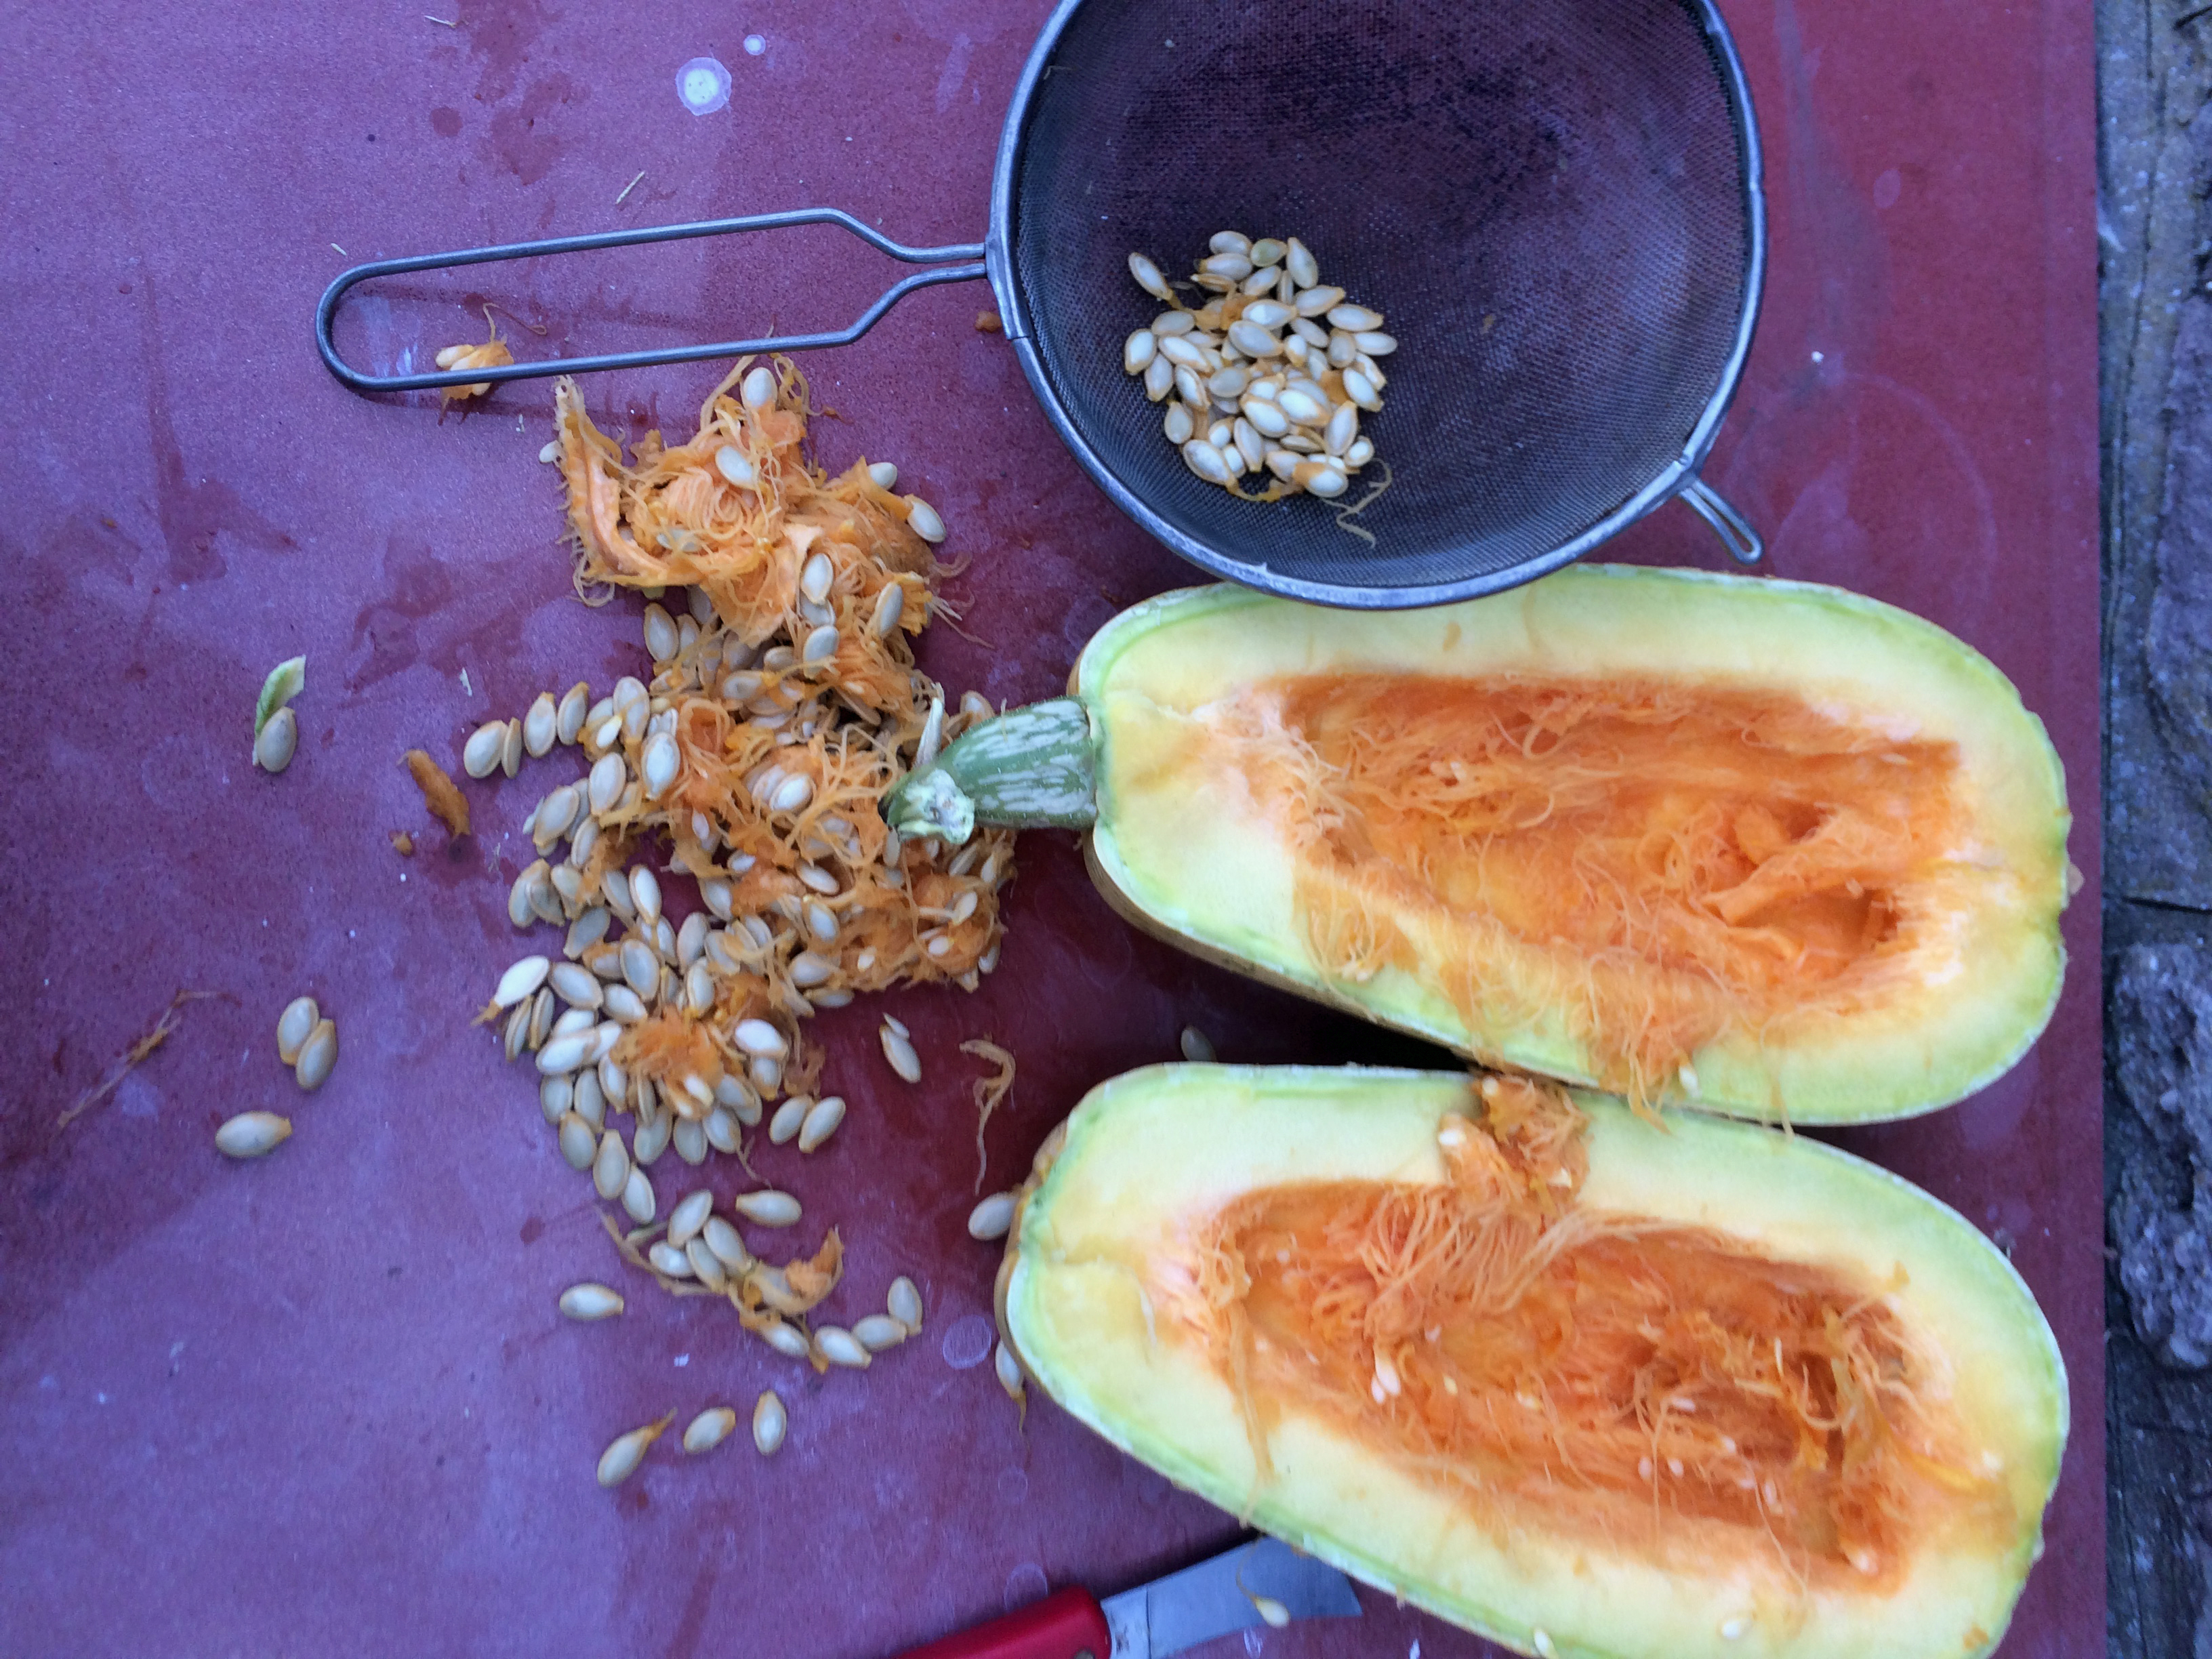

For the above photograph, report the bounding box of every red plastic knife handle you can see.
[890,1586,1113,1659]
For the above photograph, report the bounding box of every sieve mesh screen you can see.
[1006,0,1755,599]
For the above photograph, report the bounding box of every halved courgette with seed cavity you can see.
[885,568,2072,1124]
[995,1063,2066,1659]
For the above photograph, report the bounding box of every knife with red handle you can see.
[886,1538,1362,1659]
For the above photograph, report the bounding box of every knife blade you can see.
[1103,1537,1363,1658]
[886,1536,1361,1659]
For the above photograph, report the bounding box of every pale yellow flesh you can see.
[1004,1065,2067,1659]
[1072,569,2072,1124]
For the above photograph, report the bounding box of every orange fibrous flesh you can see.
[1206,672,1965,1099]
[549,357,1014,1113]
[1187,1077,2009,1586]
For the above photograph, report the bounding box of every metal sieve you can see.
[319,0,1765,607]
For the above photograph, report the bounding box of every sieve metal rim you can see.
[985,0,1768,611]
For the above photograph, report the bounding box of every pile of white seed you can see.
[1122,234,1394,499]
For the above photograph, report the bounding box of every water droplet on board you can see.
[676,57,731,115]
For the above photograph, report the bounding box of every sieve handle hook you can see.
[1677,475,1763,566]
[315,207,989,395]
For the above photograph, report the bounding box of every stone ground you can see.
[2102,1,2212,1652]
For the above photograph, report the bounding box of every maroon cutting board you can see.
[0,1,2100,1654]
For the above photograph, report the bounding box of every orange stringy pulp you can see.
[544,354,1013,1150]
[1190,1076,2012,1587]
[1200,673,1965,1102]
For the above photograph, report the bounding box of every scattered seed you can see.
[815,1326,869,1368]
[550,961,603,1009]
[503,1000,532,1063]
[642,603,679,663]
[216,1111,291,1158]
[596,1413,674,1487]
[508,864,542,928]
[573,1069,607,1130]
[798,1094,845,1153]
[253,707,299,773]
[592,1130,630,1200]
[499,717,525,778]
[853,1314,906,1352]
[463,720,506,779]
[276,996,320,1065]
[967,1191,1016,1240]
[559,1282,624,1319]
[540,1073,575,1125]
[648,1240,693,1278]
[768,1094,808,1145]
[682,1407,737,1454]
[1250,1595,1291,1630]
[557,1111,597,1169]
[494,955,551,1008]
[1124,329,1157,374]
[294,1019,339,1091]
[701,1216,753,1273]
[752,1390,787,1454]
[733,1189,800,1227]
[556,682,591,745]
[994,1340,1025,1402]
[632,1107,670,1164]
[527,987,555,1048]
[758,1322,811,1360]
[888,1277,924,1333]
[665,1189,714,1250]
[536,1029,592,1076]
[1179,1025,1216,1063]
[622,1164,657,1224]
[684,1237,726,1286]
[880,1019,922,1083]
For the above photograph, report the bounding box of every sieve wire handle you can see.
[1677,475,1763,566]
[315,207,988,395]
